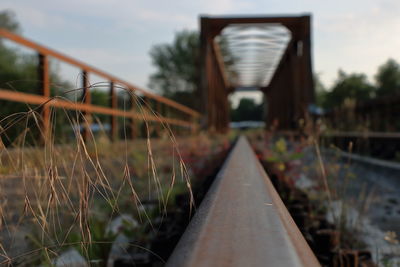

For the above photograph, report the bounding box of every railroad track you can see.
[166,136,319,267]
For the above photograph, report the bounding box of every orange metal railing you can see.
[0,29,200,141]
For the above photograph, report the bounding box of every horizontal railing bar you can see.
[166,136,319,267]
[0,29,200,118]
[0,89,194,128]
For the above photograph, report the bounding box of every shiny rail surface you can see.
[166,136,320,267]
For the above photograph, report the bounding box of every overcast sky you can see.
[1,0,399,99]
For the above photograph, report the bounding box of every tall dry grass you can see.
[0,81,197,266]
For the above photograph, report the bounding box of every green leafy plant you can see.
[26,217,117,266]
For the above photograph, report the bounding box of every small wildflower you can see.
[277,162,285,171]
[275,138,287,154]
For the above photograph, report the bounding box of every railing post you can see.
[156,100,162,136]
[130,91,136,139]
[38,53,50,143]
[81,70,91,141]
[109,81,118,141]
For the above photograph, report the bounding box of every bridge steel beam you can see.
[200,15,314,132]
[200,19,230,133]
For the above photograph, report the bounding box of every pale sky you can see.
[1,0,400,100]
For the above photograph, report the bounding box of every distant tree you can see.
[0,10,73,145]
[148,30,200,110]
[91,89,109,106]
[375,58,400,97]
[314,73,327,107]
[89,89,110,121]
[148,30,236,111]
[0,10,71,95]
[0,10,20,33]
[0,11,39,111]
[230,98,263,122]
[323,70,375,109]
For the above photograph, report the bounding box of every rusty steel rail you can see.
[166,136,319,267]
[0,29,200,140]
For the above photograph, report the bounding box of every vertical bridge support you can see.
[262,16,314,129]
[200,19,231,133]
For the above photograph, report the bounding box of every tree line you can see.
[316,59,400,110]
[148,30,400,119]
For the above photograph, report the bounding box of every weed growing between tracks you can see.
[245,129,381,266]
[0,81,229,266]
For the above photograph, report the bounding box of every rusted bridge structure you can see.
[200,15,314,132]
